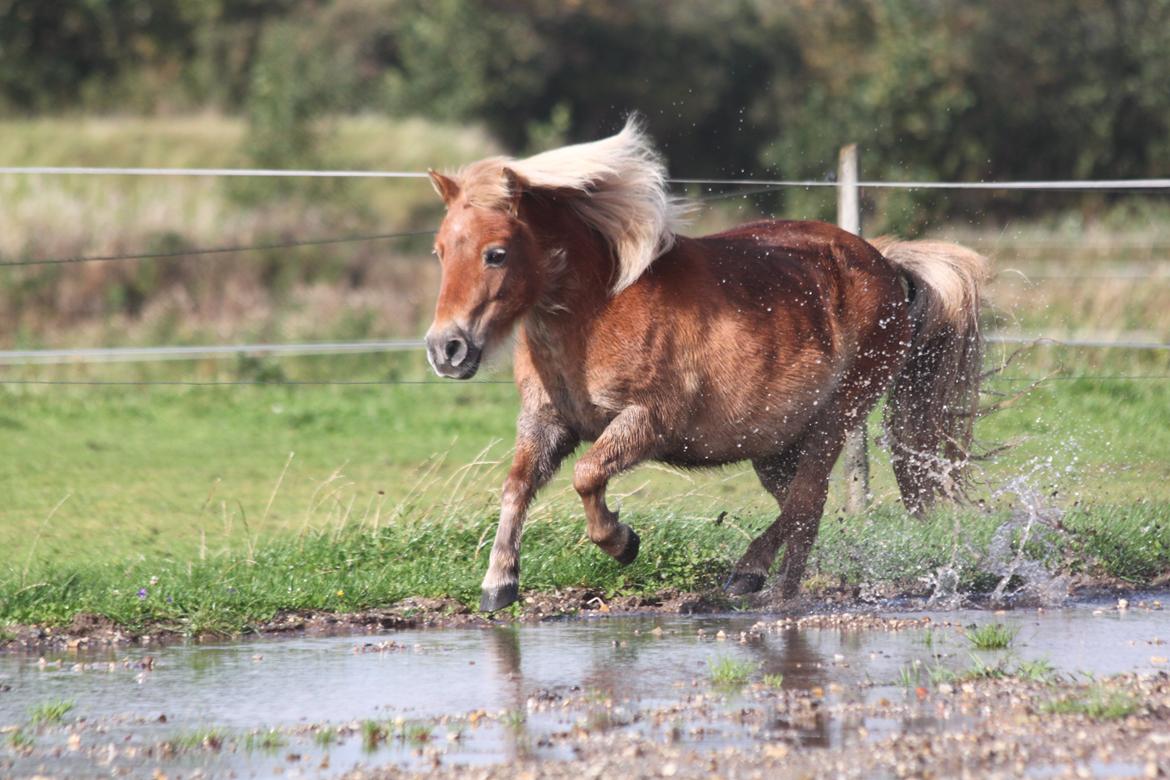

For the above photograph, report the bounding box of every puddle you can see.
[1,597,1166,778]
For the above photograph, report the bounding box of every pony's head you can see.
[424,166,544,379]
[424,117,685,379]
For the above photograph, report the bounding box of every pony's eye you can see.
[483,247,507,267]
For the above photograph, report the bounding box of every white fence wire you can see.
[0,334,1165,366]
[1,165,1168,371]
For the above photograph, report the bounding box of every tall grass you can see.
[0,115,498,347]
[4,117,1170,352]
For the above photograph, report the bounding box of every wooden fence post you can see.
[837,144,870,513]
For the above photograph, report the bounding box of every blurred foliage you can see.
[2,0,1170,222]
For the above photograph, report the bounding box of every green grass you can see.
[928,655,1011,685]
[1015,658,1058,683]
[361,720,386,751]
[243,729,286,752]
[169,728,226,751]
[0,501,740,634]
[898,661,924,688]
[925,654,1057,687]
[921,628,935,652]
[401,721,433,744]
[762,673,784,689]
[709,656,756,688]
[1041,687,1139,719]
[0,365,1168,633]
[28,699,74,726]
[7,728,33,750]
[967,624,1018,650]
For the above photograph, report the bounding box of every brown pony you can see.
[424,119,987,611]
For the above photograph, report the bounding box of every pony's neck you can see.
[521,197,617,349]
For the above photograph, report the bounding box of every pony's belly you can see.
[660,357,839,463]
[661,415,808,466]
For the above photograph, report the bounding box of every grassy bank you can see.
[2,500,1165,637]
[1,361,1168,634]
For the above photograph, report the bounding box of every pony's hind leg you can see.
[724,449,801,595]
[572,405,659,565]
[725,410,851,599]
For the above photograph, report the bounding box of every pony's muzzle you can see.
[425,325,481,379]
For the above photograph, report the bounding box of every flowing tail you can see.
[871,236,989,515]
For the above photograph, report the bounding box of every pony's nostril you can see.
[444,337,467,365]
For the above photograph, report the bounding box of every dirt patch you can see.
[2,581,1159,653]
[0,588,734,652]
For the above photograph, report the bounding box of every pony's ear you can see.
[501,167,529,217]
[427,169,460,206]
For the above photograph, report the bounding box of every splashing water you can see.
[983,453,1079,607]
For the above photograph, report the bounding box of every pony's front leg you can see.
[572,405,658,565]
[481,418,578,612]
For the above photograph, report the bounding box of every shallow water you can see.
[1,596,1166,778]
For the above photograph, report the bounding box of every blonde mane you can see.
[456,117,689,294]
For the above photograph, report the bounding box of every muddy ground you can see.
[0,576,1151,652]
[343,672,1170,779]
[0,588,725,652]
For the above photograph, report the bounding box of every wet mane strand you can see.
[456,117,690,293]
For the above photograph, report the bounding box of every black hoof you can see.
[614,527,640,566]
[480,582,520,612]
[723,571,767,596]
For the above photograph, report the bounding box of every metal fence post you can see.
[837,144,870,513]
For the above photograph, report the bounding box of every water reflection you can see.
[0,601,1165,776]
[484,626,534,761]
